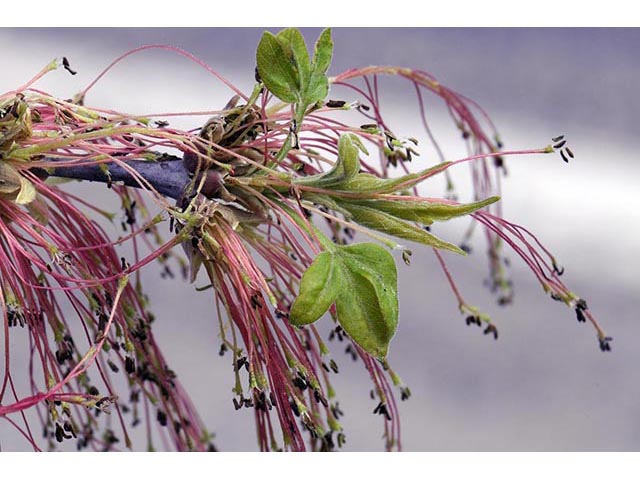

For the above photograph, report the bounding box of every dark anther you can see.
[373,402,392,421]
[234,356,248,372]
[553,140,567,149]
[322,431,335,451]
[232,398,242,410]
[483,324,499,340]
[243,398,254,408]
[107,360,119,373]
[465,315,481,327]
[275,308,289,320]
[219,344,228,356]
[290,401,300,417]
[154,120,169,128]
[460,243,472,254]
[565,147,574,159]
[326,100,346,108]
[560,150,569,163]
[55,348,72,365]
[498,296,513,306]
[125,356,135,375]
[329,359,339,374]
[370,390,375,400]
[293,375,308,391]
[55,424,65,443]
[103,429,119,446]
[62,57,77,75]
[254,391,269,411]
[552,135,565,143]
[331,402,344,419]
[329,325,345,342]
[103,292,113,309]
[599,336,613,352]
[254,66,261,83]
[251,293,262,309]
[160,385,170,400]
[63,421,76,438]
[576,298,588,311]
[575,308,586,323]
[97,312,107,333]
[552,262,565,276]
[88,386,99,396]
[400,387,411,401]
[270,392,277,407]
[124,201,137,225]
[322,362,330,373]
[360,123,378,130]
[493,156,504,168]
[173,421,182,435]
[120,257,129,271]
[337,432,346,448]
[345,344,358,361]
[357,104,371,111]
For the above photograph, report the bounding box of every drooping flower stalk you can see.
[0,29,609,452]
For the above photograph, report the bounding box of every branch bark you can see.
[44,155,190,200]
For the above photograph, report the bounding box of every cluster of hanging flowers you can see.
[0,29,610,451]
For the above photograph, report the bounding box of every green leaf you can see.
[312,28,333,76]
[290,251,341,326]
[288,241,399,359]
[257,28,334,161]
[256,31,299,103]
[276,28,311,88]
[347,196,500,224]
[303,28,333,106]
[257,28,333,118]
[334,243,398,360]
[331,162,452,195]
[341,202,465,254]
[295,133,366,188]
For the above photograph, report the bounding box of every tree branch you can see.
[45,155,190,200]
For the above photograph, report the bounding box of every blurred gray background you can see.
[0,28,638,451]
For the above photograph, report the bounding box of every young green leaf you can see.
[329,162,452,195]
[312,28,333,76]
[257,28,334,161]
[295,133,366,188]
[346,196,500,224]
[334,243,398,359]
[256,31,299,103]
[304,28,333,106]
[289,251,342,326]
[341,202,465,254]
[276,28,311,88]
